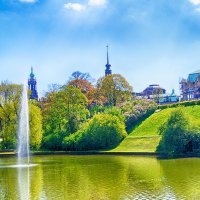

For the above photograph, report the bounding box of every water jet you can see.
[18,84,30,166]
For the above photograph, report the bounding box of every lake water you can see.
[0,155,199,200]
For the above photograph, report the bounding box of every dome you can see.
[142,84,166,96]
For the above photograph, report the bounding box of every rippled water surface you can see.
[0,155,200,200]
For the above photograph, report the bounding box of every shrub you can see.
[89,105,106,117]
[104,106,125,122]
[120,99,157,131]
[157,109,200,154]
[62,114,127,151]
[42,132,65,151]
[89,106,124,122]
[158,99,200,110]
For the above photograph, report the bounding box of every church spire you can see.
[106,45,109,65]
[30,66,34,78]
[105,45,112,76]
[28,67,38,100]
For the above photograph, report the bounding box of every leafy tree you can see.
[89,105,106,117]
[42,86,89,150]
[157,109,200,154]
[62,113,127,151]
[96,74,133,106]
[29,103,43,150]
[120,99,157,131]
[0,82,21,149]
[68,79,96,105]
[103,106,125,122]
[152,88,164,103]
[89,106,124,122]
[0,82,43,149]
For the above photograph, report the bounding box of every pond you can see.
[0,155,199,200]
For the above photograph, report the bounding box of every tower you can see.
[28,67,38,100]
[105,45,112,76]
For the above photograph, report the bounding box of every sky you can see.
[1,0,200,96]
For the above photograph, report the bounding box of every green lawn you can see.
[112,136,161,152]
[112,105,200,152]
[0,152,15,155]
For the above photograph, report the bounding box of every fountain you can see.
[0,83,36,199]
[17,84,31,200]
[18,83,30,166]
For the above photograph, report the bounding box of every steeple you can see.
[30,66,34,78]
[28,67,38,100]
[105,45,112,76]
[107,45,109,65]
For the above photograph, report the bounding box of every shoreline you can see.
[0,151,200,159]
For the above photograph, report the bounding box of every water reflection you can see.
[0,156,199,199]
[18,167,30,200]
[159,158,200,199]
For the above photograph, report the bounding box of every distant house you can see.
[180,70,200,101]
[136,84,179,104]
[141,84,166,97]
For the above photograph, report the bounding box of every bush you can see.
[89,105,106,117]
[157,109,200,154]
[62,114,127,151]
[42,132,65,151]
[120,99,157,131]
[104,106,125,122]
[158,99,200,110]
[89,106,124,122]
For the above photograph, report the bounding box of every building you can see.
[137,84,179,104]
[141,84,166,97]
[180,70,200,101]
[105,45,112,76]
[28,67,38,100]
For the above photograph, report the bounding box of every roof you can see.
[189,70,200,75]
[144,84,165,91]
[188,70,200,82]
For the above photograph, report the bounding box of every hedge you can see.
[158,99,200,110]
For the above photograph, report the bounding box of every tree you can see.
[0,82,43,149]
[62,113,127,151]
[68,79,96,105]
[69,71,94,82]
[29,103,43,150]
[152,88,164,103]
[47,83,62,93]
[120,99,157,131]
[0,82,21,149]
[96,74,133,106]
[157,109,200,154]
[42,86,89,150]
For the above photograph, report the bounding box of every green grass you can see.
[113,105,200,153]
[0,152,15,155]
[112,136,161,152]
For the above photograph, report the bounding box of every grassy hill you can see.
[112,105,200,152]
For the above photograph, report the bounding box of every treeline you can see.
[0,72,157,151]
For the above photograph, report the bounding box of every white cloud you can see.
[189,0,200,5]
[19,0,37,3]
[64,0,107,12]
[88,0,106,6]
[64,3,86,11]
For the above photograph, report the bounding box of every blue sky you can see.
[1,0,200,96]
